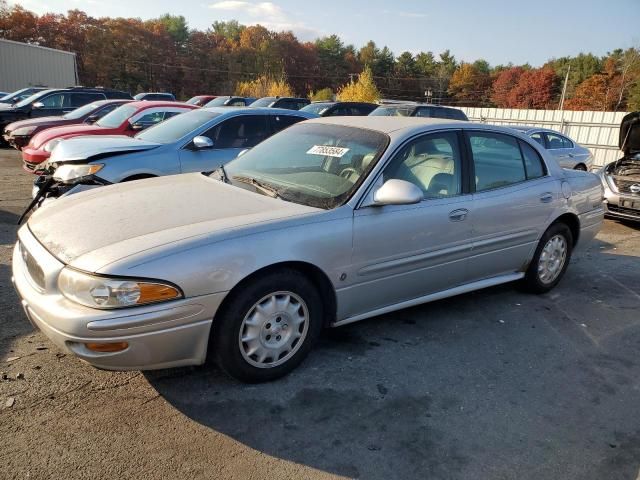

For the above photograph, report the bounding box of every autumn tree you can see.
[337,66,380,102]
[491,67,525,107]
[507,67,558,109]
[309,87,333,101]
[448,62,491,106]
[235,75,294,97]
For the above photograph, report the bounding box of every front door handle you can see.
[540,192,553,203]
[449,208,469,222]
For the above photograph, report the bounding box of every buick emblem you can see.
[631,184,640,194]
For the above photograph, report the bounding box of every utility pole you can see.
[558,65,570,111]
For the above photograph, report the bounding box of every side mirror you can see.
[192,135,214,149]
[32,101,44,109]
[86,114,99,124]
[372,179,423,206]
[129,121,144,131]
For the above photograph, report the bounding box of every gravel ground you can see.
[1,148,639,480]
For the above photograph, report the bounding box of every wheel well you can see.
[574,163,587,171]
[552,213,580,246]
[122,174,156,182]
[216,261,337,327]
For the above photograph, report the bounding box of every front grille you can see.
[607,204,640,218]
[19,242,45,290]
[611,177,640,195]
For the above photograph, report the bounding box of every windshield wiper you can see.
[233,175,281,199]
[203,164,230,183]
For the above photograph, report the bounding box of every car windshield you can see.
[136,109,221,144]
[249,97,276,107]
[301,104,332,115]
[133,93,146,100]
[96,104,138,128]
[63,102,101,120]
[0,88,28,102]
[204,97,231,107]
[223,123,389,209]
[13,90,53,109]
[370,106,414,117]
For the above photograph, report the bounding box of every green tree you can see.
[211,20,244,43]
[158,14,188,45]
[415,51,437,77]
[395,51,417,77]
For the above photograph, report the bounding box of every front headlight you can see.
[53,163,104,182]
[58,267,182,309]
[43,138,63,152]
[12,126,37,136]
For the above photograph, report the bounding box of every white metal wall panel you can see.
[0,39,77,92]
[456,106,628,168]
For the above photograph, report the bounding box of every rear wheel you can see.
[211,269,323,382]
[523,222,573,293]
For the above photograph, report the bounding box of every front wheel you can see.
[211,269,323,382]
[523,223,573,294]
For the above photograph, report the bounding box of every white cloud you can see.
[208,1,323,40]
[209,1,285,20]
[399,11,427,18]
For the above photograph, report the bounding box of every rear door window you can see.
[519,141,546,179]
[38,93,68,108]
[468,132,527,191]
[271,114,306,133]
[210,115,269,148]
[71,92,105,107]
[545,132,572,149]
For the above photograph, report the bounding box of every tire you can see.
[211,269,324,383]
[523,222,573,294]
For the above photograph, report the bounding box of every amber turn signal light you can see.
[138,283,181,304]
[85,342,129,353]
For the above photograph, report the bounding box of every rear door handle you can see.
[540,192,553,203]
[449,208,469,222]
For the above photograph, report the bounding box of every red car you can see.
[4,99,131,150]
[22,101,197,172]
[186,95,218,107]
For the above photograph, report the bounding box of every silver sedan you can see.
[12,117,604,382]
[510,126,593,171]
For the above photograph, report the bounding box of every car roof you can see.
[201,106,316,117]
[508,126,567,135]
[126,100,193,109]
[306,116,469,134]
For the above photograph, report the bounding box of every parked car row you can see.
[11,112,605,383]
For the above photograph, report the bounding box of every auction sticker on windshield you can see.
[307,145,350,158]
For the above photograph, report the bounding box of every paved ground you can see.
[1,147,639,480]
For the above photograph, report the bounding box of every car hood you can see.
[46,135,161,165]
[6,116,73,132]
[620,111,640,154]
[28,173,321,271]
[30,124,113,148]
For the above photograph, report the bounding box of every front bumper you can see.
[11,227,227,370]
[3,133,29,150]
[603,186,640,222]
[21,147,50,172]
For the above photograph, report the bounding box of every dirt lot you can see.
[1,148,639,480]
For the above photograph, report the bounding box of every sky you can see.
[9,0,640,66]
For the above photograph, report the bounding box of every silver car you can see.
[12,117,604,382]
[510,127,593,171]
[598,111,640,222]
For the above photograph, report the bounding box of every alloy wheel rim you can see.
[537,234,567,284]
[238,291,309,368]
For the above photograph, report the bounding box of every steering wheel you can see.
[340,167,359,179]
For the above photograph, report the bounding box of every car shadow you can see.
[145,244,640,479]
